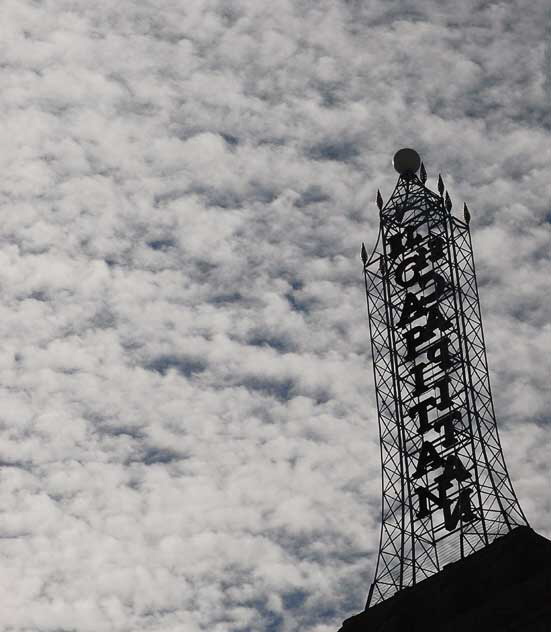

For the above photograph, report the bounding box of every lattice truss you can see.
[362,169,528,607]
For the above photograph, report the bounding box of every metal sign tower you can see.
[362,149,528,608]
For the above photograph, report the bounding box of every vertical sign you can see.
[363,154,528,607]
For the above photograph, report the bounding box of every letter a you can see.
[413,441,444,478]
[435,455,471,485]
[425,304,451,332]
[397,293,425,328]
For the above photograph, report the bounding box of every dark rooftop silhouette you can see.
[338,526,551,631]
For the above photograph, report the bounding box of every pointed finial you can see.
[463,203,471,225]
[361,242,368,265]
[376,189,383,211]
[419,162,427,184]
[437,174,445,197]
[445,191,452,212]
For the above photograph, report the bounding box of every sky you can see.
[0,1,549,631]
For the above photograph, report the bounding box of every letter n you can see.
[415,485,446,519]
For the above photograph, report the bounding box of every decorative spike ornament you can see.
[361,242,368,265]
[438,174,445,196]
[464,202,471,225]
[445,191,452,212]
[419,162,427,184]
[377,189,384,211]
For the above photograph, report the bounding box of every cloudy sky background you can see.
[0,1,549,630]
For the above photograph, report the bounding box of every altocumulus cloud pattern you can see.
[0,1,549,631]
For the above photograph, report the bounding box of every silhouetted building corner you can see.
[338,526,551,632]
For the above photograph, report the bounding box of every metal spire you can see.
[438,174,445,197]
[445,190,452,212]
[376,189,384,211]
[464,203,471,225]
[419,162,427,184]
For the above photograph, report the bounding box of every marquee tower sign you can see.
[361,149,529,607]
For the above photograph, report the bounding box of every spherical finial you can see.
[393,148,421,176]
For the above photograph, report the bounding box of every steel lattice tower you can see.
[362,149,528,608]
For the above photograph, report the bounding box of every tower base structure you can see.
[338,526,551,632]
